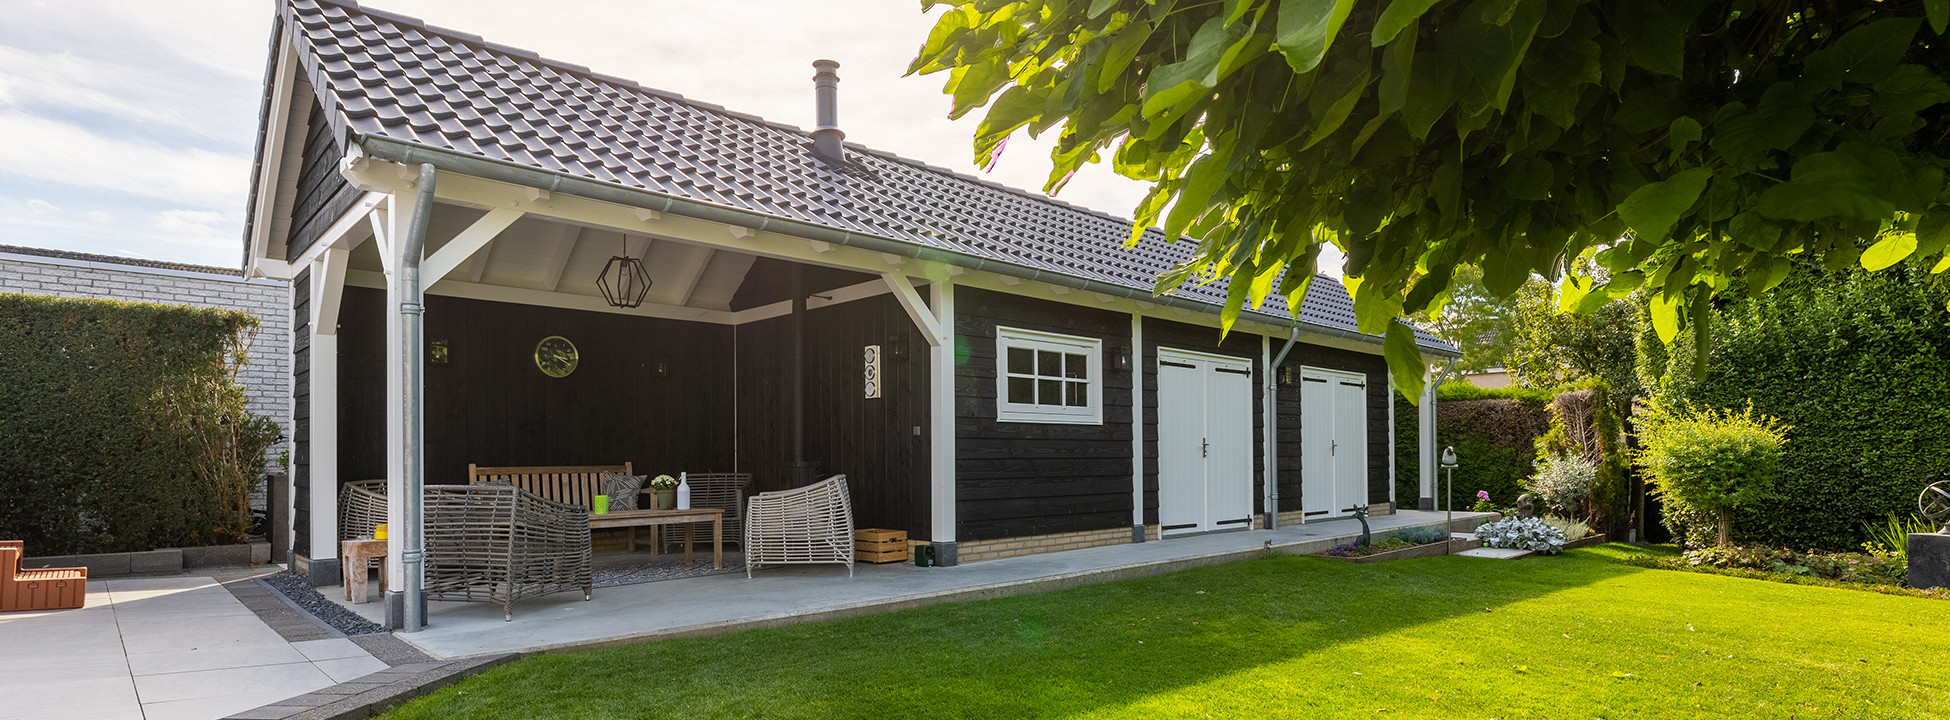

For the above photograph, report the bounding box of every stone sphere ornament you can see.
[1920,481,1950,533]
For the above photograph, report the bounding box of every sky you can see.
[0,0,1340,274]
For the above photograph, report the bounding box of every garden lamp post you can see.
[1441,446,1458,555]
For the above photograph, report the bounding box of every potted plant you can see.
[649,475,678,510]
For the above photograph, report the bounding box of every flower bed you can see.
[1314,527,1462,563]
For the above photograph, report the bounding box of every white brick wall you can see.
[0,251,292,459]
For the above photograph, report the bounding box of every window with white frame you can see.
[995,326,1102,424]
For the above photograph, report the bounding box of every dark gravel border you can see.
[260,571,388,636]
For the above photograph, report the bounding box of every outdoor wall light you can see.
[885,333,909,362]
[1278,365,1297,387]
[430,339,450,365]
[1110,345,1131,372]
[650,356,669,376]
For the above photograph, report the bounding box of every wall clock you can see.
[535,336,579,378]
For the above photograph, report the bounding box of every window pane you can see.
[1008,377,1035,404]
[1037,349,1061,377]
[1038,379,1063,405]
[1007,347,1034,375]
[1064,353,1088,379]
[1066,381,1087,407]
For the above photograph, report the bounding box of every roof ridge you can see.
[0,244,245,276]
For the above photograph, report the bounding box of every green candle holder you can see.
[593,495,610,514]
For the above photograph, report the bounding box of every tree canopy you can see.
[910,0,1950,401]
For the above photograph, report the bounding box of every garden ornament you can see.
[1516,494,1538,520]
[1441,446,1458,555]
[1351,505,1371,548]
[1921,481,1950,534]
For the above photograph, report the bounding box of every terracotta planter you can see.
[654,488,677,510]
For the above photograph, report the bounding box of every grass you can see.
[384,544,1950,719]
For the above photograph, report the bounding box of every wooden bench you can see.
[467,463,634,508]
[1,541,86,612]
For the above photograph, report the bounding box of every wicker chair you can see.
[743,475,854,578]
[423,484,592,621]
[339,479,389,540]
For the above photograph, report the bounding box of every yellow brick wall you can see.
[959,526,1146,563]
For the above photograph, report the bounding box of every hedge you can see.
[0,293,280,554]
[1428,383,1553,510]
[1657,267,1950,550]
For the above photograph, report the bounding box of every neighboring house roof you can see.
[264,0,1458,355]
[0,244,245,277]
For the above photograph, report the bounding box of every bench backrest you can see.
[467,463,633,509]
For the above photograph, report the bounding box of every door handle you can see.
[1202,438,1209,457]
[1330,439,1336,456]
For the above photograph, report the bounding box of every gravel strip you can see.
[261,571,388,636]
[593,555,743,588]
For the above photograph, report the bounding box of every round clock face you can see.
[535,336,578,378]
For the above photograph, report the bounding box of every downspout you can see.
[1265,325,1301,529]
[398,163,435,632]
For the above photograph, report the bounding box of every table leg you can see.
[684,522,695,565]
[650,526,661,556]
[627,526,636,553]
[713,516,723,569]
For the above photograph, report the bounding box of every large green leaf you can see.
[1141,17,1248,118]
[1803,18,1922,86]
[1384,321,1429,403]
[1861,232,1919,271]
[1097,22,1154,94]
[1372,0,1443,46]
[1274,0,1356,74]
[1929,0,1948,35]
[1754,152,1897,222]
[1710,83,1816,167]
[1648,293,1682,344]
[1617,167,1710,243]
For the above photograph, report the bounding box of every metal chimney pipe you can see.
[811,59,844,162]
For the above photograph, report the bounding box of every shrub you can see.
[1863,514,1938,566]
[1434,393,1552,511]
[1529,453,1596,518]
[0,294,279,553]
[1393,526,1450,545]
[1545,517,1591,541]
[1473,516,1568,554]
[1655,266,1950,550]
[1635,401,1789,548]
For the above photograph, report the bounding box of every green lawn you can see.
[385,545,1949,719]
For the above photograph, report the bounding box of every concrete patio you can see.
[0,576,390,720]
[333,510,1499,659]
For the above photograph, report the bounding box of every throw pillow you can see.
[601,472,646,511]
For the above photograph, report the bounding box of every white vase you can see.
[676,472,690,510]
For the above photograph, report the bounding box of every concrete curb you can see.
[23,541,271,576]
[220,654,519,720]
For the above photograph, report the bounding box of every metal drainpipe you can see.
[1266,325,1301,530]
[399,163,435,632]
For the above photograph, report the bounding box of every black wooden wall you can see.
[1273,342,1393,512]
[1140,318,1266,525]
[291,269,311,558]
[285,99,362,262]
[335,288,737,486]
[735,295,930,538]
[954,287,1135,541]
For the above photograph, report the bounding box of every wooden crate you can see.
[855,528,909,563]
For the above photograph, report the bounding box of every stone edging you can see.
[23,542,271,576]
[220,653,518,720]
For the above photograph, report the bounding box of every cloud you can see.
[26,199,59,214]
[0,111,249,209]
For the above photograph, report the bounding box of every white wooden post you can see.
[929,280,957,563]
[1419,368,1437,510]
[307,247,347,579]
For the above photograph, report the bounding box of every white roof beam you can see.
[421,208,524,285]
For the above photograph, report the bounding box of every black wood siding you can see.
[1272,342,1393,512]
[286,100,361,262]
[1140,318,1266,525]
[335,289,736,486]
[954,287,1134,541]
[735,295,930,537]
[291,269,311,558]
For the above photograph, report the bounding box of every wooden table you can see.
[588,508,724,569]
[340,538,387,604]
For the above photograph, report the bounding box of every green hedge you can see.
[1394,395,1420,509]
[1429,383,1554,510]
[1658,267,1950,550]
[0,294,279,554]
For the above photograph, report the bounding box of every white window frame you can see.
[995,326,1103,425]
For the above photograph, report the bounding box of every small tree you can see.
[1634,401,1790,547]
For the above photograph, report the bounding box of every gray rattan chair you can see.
[743,474,854,578]
[657,473,750,551]
[339,479,388,540]
[423,484,592,620]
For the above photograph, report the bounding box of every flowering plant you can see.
[1473,516,1568,554]
[1471,490,1499,514]
[649,474,678,489]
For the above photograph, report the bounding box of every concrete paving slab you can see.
[349,510,1499,658]
[314,654,390,683]
[133,661,335,704]
[127,642,312,676]
[1457,547,1534,559]
[291,638,368,662]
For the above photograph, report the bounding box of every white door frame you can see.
[1300,366,1369,519]
[1156,348,1255,537]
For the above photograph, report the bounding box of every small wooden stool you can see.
[340,539,388,604]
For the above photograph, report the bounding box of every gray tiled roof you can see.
[275,0,1456,354]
